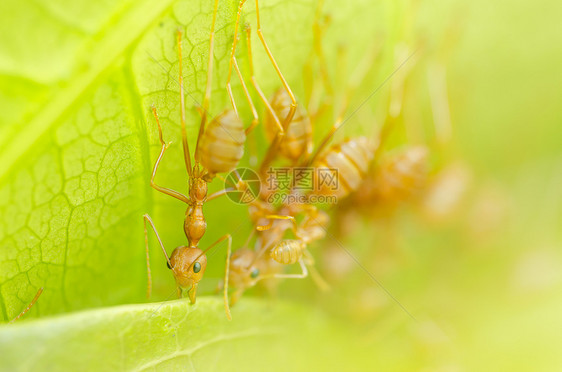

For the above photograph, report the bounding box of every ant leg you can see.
[304,120,341,166]
[388,44,411,120]
[223,235,233,320]
[176,30,193,176]
[277,258,308,279]
[303,250,330,292]
[214,172,232,187]
[374,44,414,161]
[259,132,285,175]
[214,168,252,198]
[243,23,285,173]
[231,55,261,165]
[143,214,174,298]
[227,1,260,136]
[215,172,245,194]
[233,57,259,135]
[305,68,324,141]
[427,61,452,146]
[303,45,346,167]
[313,0,333,97]
[246,21,288,174]
[305,45,345,163]
[304,1,334,128]
[194,0,220,164]
[295,204,319,230]
[305,42,382,167]
[9,287,43,323]
[211,171,246,200]
[241,228,255,250]
[150,107,190,204]
[244,24,283,133]
[259,258,308,280]
[308,264,330,292]
[207,188,235,202]
[226,0,246,117]
[256,214,298,233]
[254,0,297,130]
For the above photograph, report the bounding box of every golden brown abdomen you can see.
[313,136,373,198]
[199,110,245,174]
[270,240,305,265]
[375,145,429,201]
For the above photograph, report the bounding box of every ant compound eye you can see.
[166,261,172,269]
[193,262,202,273]
[250,268,259,279]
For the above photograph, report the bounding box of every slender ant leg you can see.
[304,40,382,166]
[194,0,220,164]
[258,258,308,280]
[9,287,44,323]
[254,0,297,130]
[177,30,193,176]
[227,0,260,135]
[149,107,190,204]
[256,214,298,233]
[143,214,174,298]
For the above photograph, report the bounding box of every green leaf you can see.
[0,297,399,371]
[0,0,179,318]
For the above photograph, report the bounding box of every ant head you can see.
[189,177,208,201]
[169,246,207,303]
[229,249,261,288]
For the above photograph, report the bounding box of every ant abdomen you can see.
[265,88,312,160]
[313,136,373,198]
[270,240,306,265]
[199,110,246,174]
[375,145,429,201]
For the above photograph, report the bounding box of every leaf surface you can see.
[0,298,382,372]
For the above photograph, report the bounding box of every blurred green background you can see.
[0,0,561,370]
